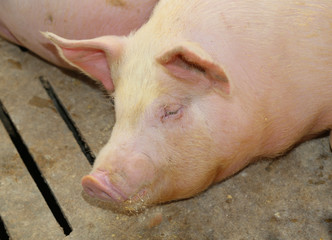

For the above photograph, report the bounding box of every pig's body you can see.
[45,0,331,210]
[0,0,158,67]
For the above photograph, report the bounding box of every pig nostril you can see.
[100,192,110,199]
[85,187,96,196]
[85,185,109,199]
[81,174,126,202]
[83,181,111,200]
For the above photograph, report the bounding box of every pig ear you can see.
[156,42,230,95]
[42,32,126,92]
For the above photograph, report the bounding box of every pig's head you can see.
[43,31,260,210]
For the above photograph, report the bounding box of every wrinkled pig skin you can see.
[0,0,159,67]
[40,0,332,210]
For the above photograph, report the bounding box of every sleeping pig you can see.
[44,0,331,210]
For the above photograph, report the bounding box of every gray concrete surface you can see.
[0,37,331,240]
[0,117,64,239]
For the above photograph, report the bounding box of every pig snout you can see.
[81,153,156,204]
[82,170,126,202]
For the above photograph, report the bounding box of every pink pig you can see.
[46,0,331,210]
[0,0,158,67]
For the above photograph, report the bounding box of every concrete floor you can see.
[0,37,331,240]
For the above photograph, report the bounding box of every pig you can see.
[0,0,159,68]
[46,0,332,210]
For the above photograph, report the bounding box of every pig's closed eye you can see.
[165,109,180,117]
[162,105,183,122]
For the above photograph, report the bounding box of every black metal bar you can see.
[0,216,10,240]
[0,100,72,236]
[39,76,95,165]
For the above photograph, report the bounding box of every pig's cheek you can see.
[159,122,216,198]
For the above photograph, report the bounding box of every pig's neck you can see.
[257,85,332,158]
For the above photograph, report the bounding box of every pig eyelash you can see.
[165,109,180,116]
[161,105,183,122]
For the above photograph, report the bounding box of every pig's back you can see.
[0,0,158,67]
